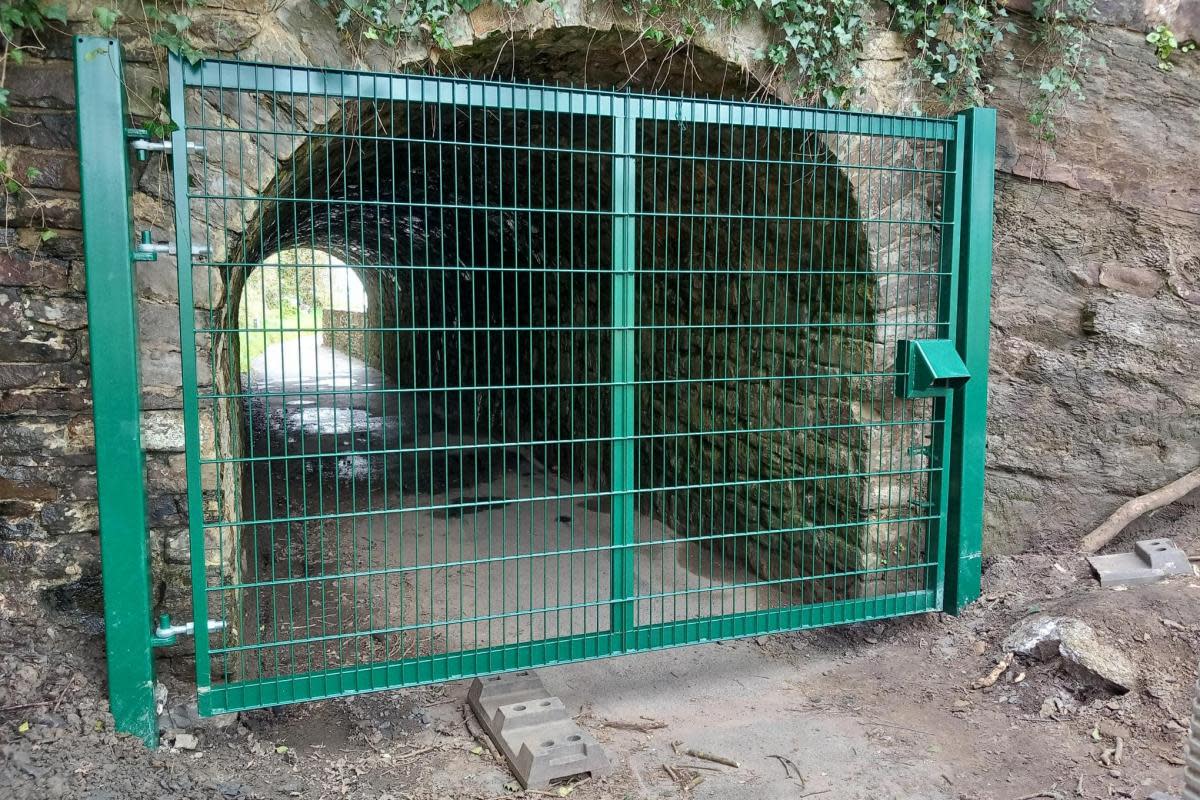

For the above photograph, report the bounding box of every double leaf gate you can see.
[75,37,994,746]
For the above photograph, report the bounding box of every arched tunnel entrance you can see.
[196,29,934,682]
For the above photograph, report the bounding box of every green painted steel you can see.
[73,37,158,746]
[894,339,970,399]
[78,48,994,720]
[945,108,997,613]
[609,99,638,649]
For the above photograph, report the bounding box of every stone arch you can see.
[192,25,929,618]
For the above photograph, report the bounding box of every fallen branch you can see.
[462,704,501,762]
[1081,466,1200,553]
[602,718,667,733]
[684,749,740,768]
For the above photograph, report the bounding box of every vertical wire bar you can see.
[609,96,638,650]
[922,123,964,607]
[167,51,216,713]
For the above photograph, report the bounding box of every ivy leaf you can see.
[94,7,120,31]
[41,4,68,24]
[40,229,58,243]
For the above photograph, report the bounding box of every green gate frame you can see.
[74,37,995,747]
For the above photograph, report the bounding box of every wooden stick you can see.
[603,718,667,733]
[1081,467,1200,553]
[685,749,739,768]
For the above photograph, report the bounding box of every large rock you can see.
[1004,615,1137,693]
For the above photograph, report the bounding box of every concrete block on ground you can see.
[468,671,610,790]
[1088,538,1194,588]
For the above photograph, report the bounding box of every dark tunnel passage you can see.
[199,30,909,677]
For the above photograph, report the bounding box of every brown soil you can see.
[3,507,1198,800]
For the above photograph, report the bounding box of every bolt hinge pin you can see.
[128,137,204,162]
[151,613,225,648]
[134,230,212,262]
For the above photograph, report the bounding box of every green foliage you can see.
[0,156,54,243]
[314,0,517,50]
[316,0,865,105]
[1146,24,1195,71]
[887,1,1012,109]
[885,0,1094,137]
[1025,0,1092,141]
[145,3,205,64]
[746,0,866,106]
[93,6,121,32]
[0,1,68,114]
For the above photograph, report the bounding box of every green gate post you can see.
[945,107,996,614]
[74,36,158,746]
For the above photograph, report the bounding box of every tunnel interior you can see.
[197,29,910,677]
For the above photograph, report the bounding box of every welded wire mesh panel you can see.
[630,110,950,637]
[171,57,962,713]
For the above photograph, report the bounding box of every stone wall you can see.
[0,0,1195,619]
[985,16,1200,552]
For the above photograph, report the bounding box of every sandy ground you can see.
[4,338,1197,799]
[5,512,1200,800]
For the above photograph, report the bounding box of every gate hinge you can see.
[134,230,212,262]
[151,613,226,648]
[128,137,204,161]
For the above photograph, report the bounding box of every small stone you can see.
[173,732,199,750]
[1003,615,1137,693]
[972,640,987,656]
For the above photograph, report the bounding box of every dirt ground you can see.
[3,498,1199,800]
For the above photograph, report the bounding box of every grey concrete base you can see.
[468,672,611,790]
[1088,538,1194,587]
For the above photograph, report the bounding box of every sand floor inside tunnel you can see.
[239,337,789,676]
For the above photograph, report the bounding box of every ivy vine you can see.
[1025,0,1093,141]
[3,0,1192,164]
[886,1,1011,108]
[313,0,1108,136]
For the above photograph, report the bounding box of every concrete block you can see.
[1088,538,1194,588]
[468,672,610,790]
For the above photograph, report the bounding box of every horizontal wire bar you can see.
[197,371,911,403]
[203,319,944,334]
[204,465,939,530]
[187,122,952,174]
[200,591,940,707]
[192,191,948,226]
[184,58,957,139]
[210,513,941,593]
[198,417,933,452]
[210,560,938,654]
[207,262,948,277]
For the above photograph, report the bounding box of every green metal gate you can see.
[75,37,995,746]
